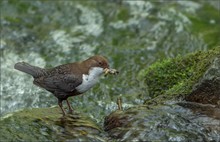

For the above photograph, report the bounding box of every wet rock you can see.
[104,104,220,141]
[0,107,105,142]
[178,102,220,119]
[186,56,220,105]
[139,47,220,105]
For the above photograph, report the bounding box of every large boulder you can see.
[139,47,220,105]
[104,48,220,141]
[104,104,220,141]
[186,56,220,105]
[0,107,105,142]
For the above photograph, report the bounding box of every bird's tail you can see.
[14,62,47,78]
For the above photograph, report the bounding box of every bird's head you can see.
[83,55,118,76]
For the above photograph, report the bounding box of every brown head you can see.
[79,55,118,76]
[83,55,109,70]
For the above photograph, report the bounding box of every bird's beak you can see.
[104,68,119,76]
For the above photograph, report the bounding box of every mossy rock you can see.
[0,107,104,141]
[186,55,220,105]
[104,104,220,141]
[139,47,220,104]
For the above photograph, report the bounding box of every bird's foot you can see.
[66,100,74,114]
[67,109,74,114]
[58,101,67,117]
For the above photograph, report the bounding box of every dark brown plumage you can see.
[14,55,117,116]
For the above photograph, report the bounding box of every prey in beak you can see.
[104,68,119,76]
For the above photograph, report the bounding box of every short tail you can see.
[14,62,47,78]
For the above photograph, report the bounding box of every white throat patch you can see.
[76,67,104,93]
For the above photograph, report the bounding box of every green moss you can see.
[0,107,102,141]
[139,47,220,98]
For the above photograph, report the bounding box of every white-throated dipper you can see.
[14,55,118,116]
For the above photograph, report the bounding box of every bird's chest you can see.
[75,67,103,93]
[76,74,99,93]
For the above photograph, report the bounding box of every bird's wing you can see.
[34,63,83,93]
[40,74,82,93]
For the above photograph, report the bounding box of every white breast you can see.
[76,67,104,93]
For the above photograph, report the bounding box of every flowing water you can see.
[1,0,220,140]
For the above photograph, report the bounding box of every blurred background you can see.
[1,0,219,123]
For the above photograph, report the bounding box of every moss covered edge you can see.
[138,47,220,99]
[0,107,103,141]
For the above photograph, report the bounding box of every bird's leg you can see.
[66,99,73,113]
[58,100,66,116]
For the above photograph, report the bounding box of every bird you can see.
[14,55,118,116]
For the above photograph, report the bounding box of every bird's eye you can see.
[98,62,102,65]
